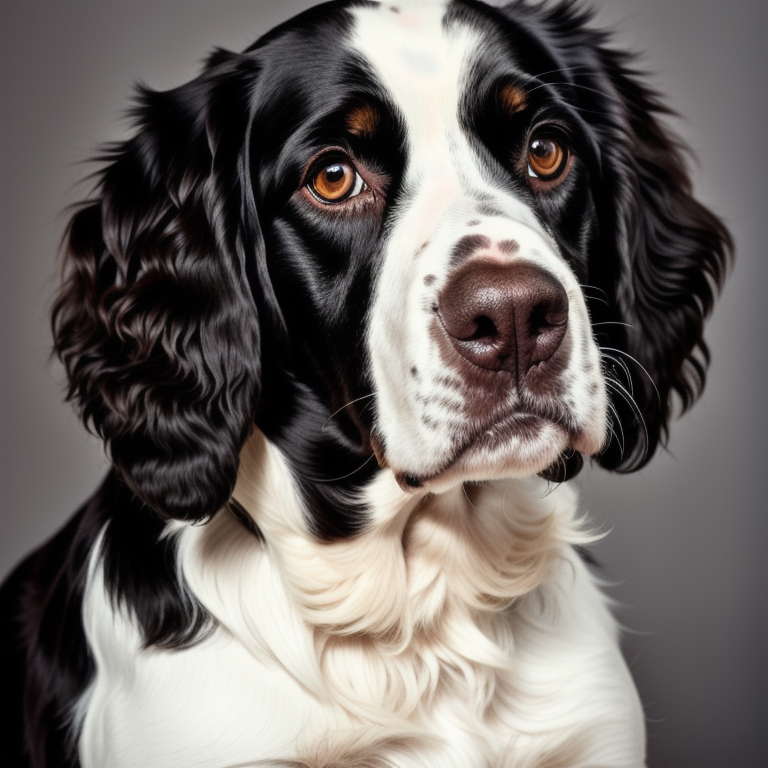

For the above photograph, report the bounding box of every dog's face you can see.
[52,0,730,535]
[257,2,607,491]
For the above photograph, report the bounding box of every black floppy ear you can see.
[586,45,733,470]
[52,51,264,521]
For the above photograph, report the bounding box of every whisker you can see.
[580,284,610,300]
[603,353,634,395]
[501,477,515,517]
[462,483,478,510]
[605,398,626,458]
[562,104,613,117]
[314,453,376,483]
[531,65,592,80]
[605,377,649,459]
[541,468,562,497]
[322,393,376,430]
[525,81,612,99]
[601,347,661,405]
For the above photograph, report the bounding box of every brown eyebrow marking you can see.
[499,84,528,115]
[346,103,380,138]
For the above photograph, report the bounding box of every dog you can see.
[0,1,731,766]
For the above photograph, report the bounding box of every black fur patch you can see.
[0,473,210,766]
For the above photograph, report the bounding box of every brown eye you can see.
[527,138,567,180]
[310,161,365,203]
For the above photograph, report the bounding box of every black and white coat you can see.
[1,2,730,767]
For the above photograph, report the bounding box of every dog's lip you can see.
[393,410,566,492]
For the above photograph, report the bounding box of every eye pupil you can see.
[325,165,345,183]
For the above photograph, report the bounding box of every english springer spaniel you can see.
[0,1,731,766]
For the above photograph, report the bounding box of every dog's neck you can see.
[178,428,588,720]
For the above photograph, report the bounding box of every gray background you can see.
[1,1,765,766]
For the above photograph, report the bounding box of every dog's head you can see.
[53,0,730,536]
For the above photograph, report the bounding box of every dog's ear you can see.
[584,44,733,471]
[52,52,266,521]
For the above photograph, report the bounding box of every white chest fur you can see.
[77,434,645,767]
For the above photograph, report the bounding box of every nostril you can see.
[529,299,568,335]
[438,303,501,344]
[529,305,550,335]
[527,288,568,366]
[465,315,498,342]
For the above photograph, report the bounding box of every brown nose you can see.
[437,260,568,375]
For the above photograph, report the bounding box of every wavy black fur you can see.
[1,2,731,766]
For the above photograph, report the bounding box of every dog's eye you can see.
[527,138,568,181]
[309,160,367,203]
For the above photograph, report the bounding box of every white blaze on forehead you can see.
[348,2,543,239]
[349,2,477,167]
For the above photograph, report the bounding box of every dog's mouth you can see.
[382,409,577,492]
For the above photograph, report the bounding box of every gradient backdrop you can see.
[1,1,766,765]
